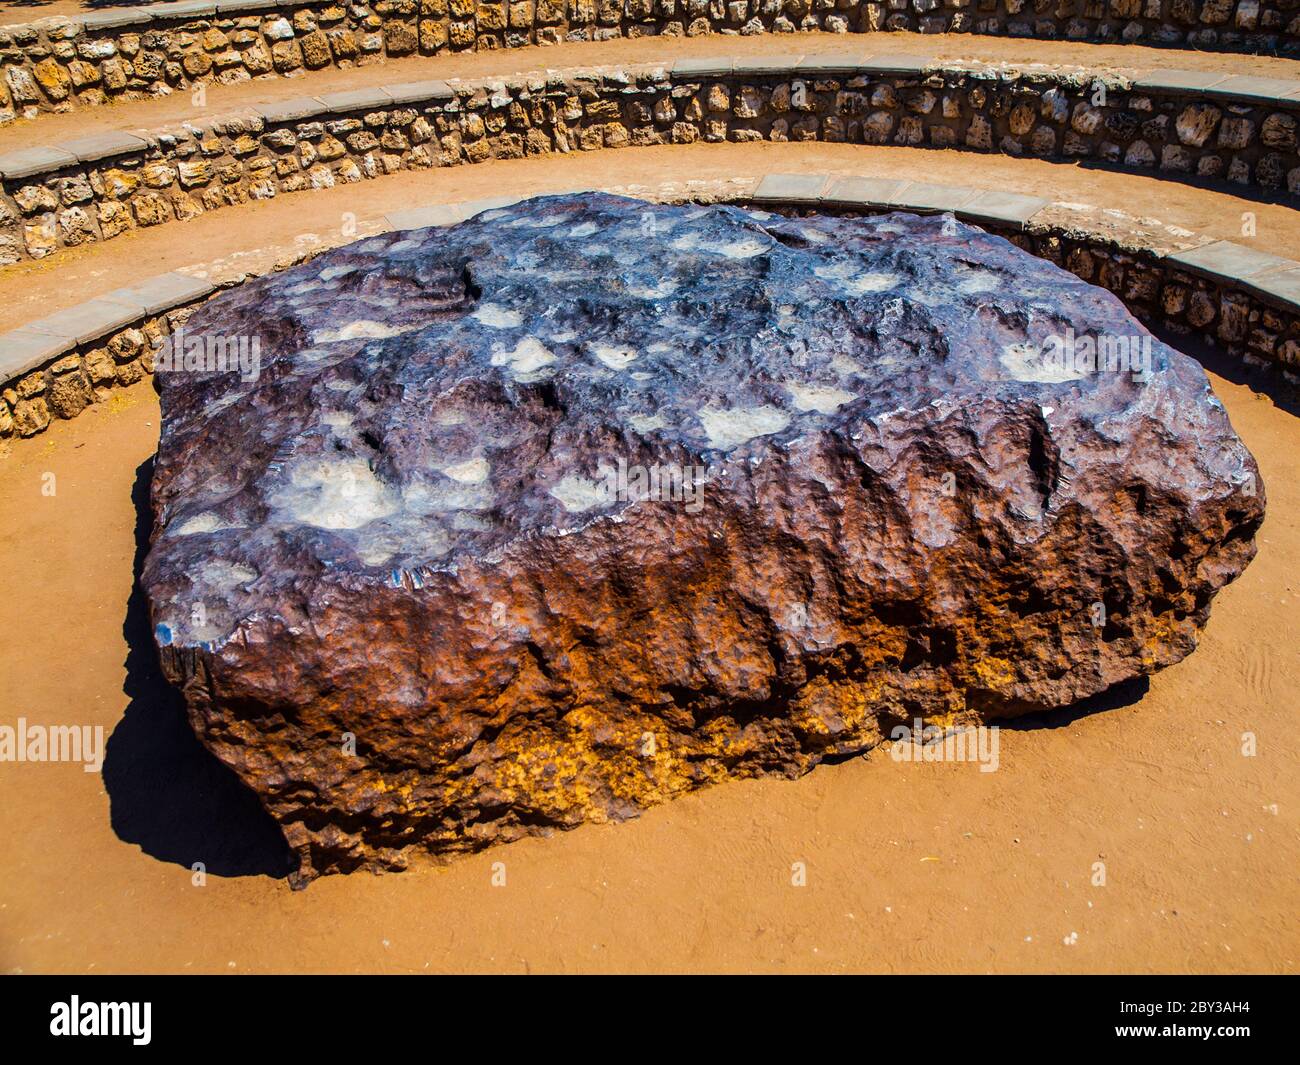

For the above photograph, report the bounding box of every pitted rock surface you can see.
[142,193,1264,885]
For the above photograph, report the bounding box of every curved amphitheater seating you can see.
[2,171,1298,441]
[3,55,1300,267]
[0,0,1295,127]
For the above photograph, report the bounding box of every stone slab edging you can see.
[1,271,215,379]
[5,170,1300,443]
[1,1,1296,132]
[5,55,1300,268]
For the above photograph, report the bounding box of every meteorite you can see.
[142,194,1263,885]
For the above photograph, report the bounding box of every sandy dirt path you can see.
[0,310,1295,974]
[1,30,1297,155]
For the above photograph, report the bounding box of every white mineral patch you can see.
[626,279,678,299]
[450,512,491,532]
[388,239,419,253]
[567,222,599,238]
[198,560,258,588]
[798,227,830,244]
[313,320,403,343]
[699,405,791,450]
[402,477,493,515]
[508,213,567,228]
[319,265,356,282]
[550,474,612,513]
[174,512,238,536]
[325,378,354,392]
[591,343,638,370]
[287,281,319,295]
[847,272,898,295]
[442,457,490,484]
[432,407,467,427]
[831,352,867,377]
[354,522,450,567]
[473,303,524,329]
[321,410,353,431]
[492,336,555,379]
[786,382,857,413]
[999,342,1087,383]
[273,457,399,530]
[356,544,394,566]
[957,269,1000,294]
[628,412,668,432]
[814,262,899,294]
[714,237,772,259]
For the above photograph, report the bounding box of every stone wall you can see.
[0,0,1295,125]
[1,311,174,439]
[3,59,1299,266]
[3,179,1298,446]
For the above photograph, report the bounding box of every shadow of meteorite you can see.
[101,457,294,880]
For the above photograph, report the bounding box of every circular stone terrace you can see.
[0,5,1295,974]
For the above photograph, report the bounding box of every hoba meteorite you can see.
[143,194,1263,885]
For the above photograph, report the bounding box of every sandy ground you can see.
[4,141,1300,333]
[1,30,1297,155]
[0,338,1295,974]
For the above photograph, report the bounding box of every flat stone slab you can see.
[751,172,829,204]
[214,0,279,11]
[1167,241,1294,284]
[24,298,146,347]
[956,190,1051,230]
[1241,266,1300,306]
[895,182,980,214]
[317,88,396,114]
[1132,69,1229,96]
[0,146,79,181]
[381,80,455,105]
[0,328,75,380]
[731,55,805,76]
[105,272,216,316]
[796,54,872,75]
[856,54,934,76]
[821,175,911,208]
[141,1,218,17]
[1201,75,1300,104]
[671,57,734,79]
[59,131,150,165]
[81,10,155,29]
[256,97,329,124]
